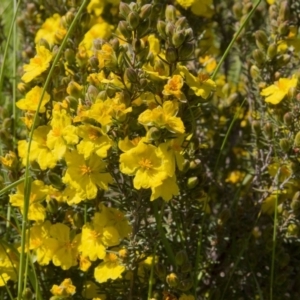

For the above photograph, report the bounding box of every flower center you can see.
[88,128,100,141]
[80,165,92,175]
[139,158,153,170]
[106,252,118,262]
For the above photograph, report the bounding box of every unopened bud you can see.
[166,273,179,287]
[267,43,277,60]
[166,47,178,64]
[22,288,33,300]
[252,49,265,66]
[118,21,132,40]
[132,38,142,53]
[175,17,187,30]
[64,48,75,64]
[283,112,292,126]
[155,263,166,279]
[73,212,84,228]
[232,2,243,19]
[250,65,261,80]
[184,28,194,41]
[98,90,108,101]
[165,22,175,37]
[178,42,194,59]
[187,177,199,189]
[175,250,188,266]
[264,122,273,139]
[278,21,289,36]
[110,38,119,51]
[119,2,131,18]
[89,55,99,69]
[47,198,58,214]
[48,171,64,190]
[254,30,268,50]
[125,68,138,83]
[294,132,300,147]
[157,21,167,38]
[280,138,290,153]
[127,11,139,29]
[165,5,176,22]
[140,4,152,19]
[67,81,83,98]
[172,30,185,47]
[181,262,192,273]
[136,19,150,39]
[178,279,193,291]
[279,0,290,22]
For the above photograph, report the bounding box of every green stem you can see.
[148,243,157,299]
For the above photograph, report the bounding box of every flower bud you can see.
[181,262,192,273]
[178,42,194,59]
[127,11,139,29]
[232,2,243,19]
[89,55,99,69]
[73,212,84,228]
[252,49,265,66]
[172,30,185,47]
[22,288,33,300]
[254,30,268,50]
[294,132,300,147]
[267,43,277,60]
[98,90,108,101]
[184,28,194,42]
[252,120,261,135]
[136,19,150,39]
[264,122,273,139]
[283,112,292,126]
[119,2,131,18]
[67,81,83,98]
[166,47,178,64]
[132,38,142,53]
[291,191,300,215]
[140,4,152,19]
[48,170,64,190]
[125,68,138,83]
[175,250,188,266]
[178,279,193,291]
[47,198,58,214]
[157,21,167,38]
[187,177,199,189]
[148,127,161,141]
[189,158,201,170]
[140,78,148,88]
[118,21,132,40]
[155,263,166,279]
[279,0,290,22]
[64,48,75,64]
[175,17,187,29]
[250,65,261,80]
[280,138,290,153]
[166,273,179,287]
[278,21,289,36]
[165,5,176,22]
[110,38,119,52]
[165,22,175,37]
[87,85,99,102]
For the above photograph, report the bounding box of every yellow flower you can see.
[120,141,168,189]
[138,100,185,134]
[94,252,125,283]
[176,65,216,99]
[80,210,120,261]
[16,86,50,112]
[95,43,117,69]
[77,124,113,159]
[0,246,18,286]
[79,22,113,52]
[9,180,48,221]
[260,75,298,105]
[35,13,65,46]
[21,45,53,83]
[199,55,217,73]
[18,126,58,170]
[63,151,113,200]
[50,223,81,270]
[148,34,161,55]
[27,221,58,265]
[191,0,214,17]
[0,151,17,169]
[176,0,195,8]
[163,75,186,102]
[50,278,76,296]
[150,175,179,201]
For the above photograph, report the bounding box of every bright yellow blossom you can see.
[18,126,58,170]
[138,100,185,134]
[21,45,53,83]
[9,180,48,221]
[50,278,76,296]
[163,75,186,101]
[151,175,179,201]
[16,86,50,112]
[0,246,18,286]
[80,210,120,261]
[94,252,125,283]
[120,141,169,189]
[260,75,298,105]
[50,223,81,270]
[63,151,113,200]
[176,66,216,99]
